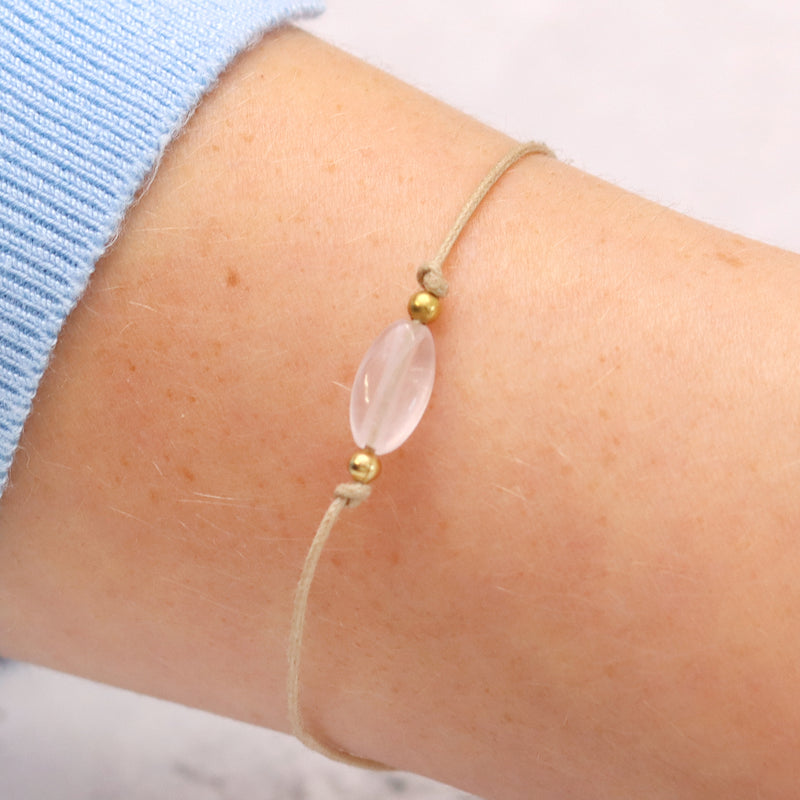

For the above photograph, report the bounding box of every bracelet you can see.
[287,140,554,769]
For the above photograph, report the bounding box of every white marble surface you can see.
[0,664,477,800]
[2,1,798,798]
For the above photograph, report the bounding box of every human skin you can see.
[1,25,799,800]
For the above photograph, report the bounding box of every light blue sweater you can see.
[0,0,323,493]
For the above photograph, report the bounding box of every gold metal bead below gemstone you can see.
[408,291,441,324]
[348,449,382,483]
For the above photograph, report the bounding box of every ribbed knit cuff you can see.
[0,0,323,494]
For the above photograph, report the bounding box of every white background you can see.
[1,1,798,798]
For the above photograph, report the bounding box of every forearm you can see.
[1,26,799,799]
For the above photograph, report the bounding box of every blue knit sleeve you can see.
[0,0,323,493]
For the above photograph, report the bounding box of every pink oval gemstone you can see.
[349,320,435,455]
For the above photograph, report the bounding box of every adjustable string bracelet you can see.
[287,140,554,768]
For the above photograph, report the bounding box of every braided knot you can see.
[416,263,449,298]
[334,482,372,508]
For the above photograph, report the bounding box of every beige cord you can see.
[417,140,554,299]
[287,140,554,769]
[286,482,384,769]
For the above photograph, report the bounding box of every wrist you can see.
[3,24,800,800]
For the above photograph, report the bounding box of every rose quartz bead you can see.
[349,320,435,455]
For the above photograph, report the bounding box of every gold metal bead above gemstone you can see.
[408,290,441,324]
[348,449,381,483]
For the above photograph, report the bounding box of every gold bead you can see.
[348,449,381,483]
[408,290,441,324]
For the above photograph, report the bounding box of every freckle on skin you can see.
[226,268,241,288]
[716,250,744,268]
